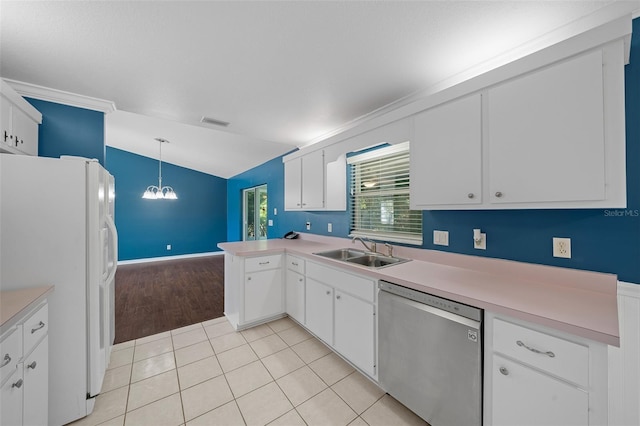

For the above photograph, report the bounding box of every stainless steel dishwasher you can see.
[378,281,483,426]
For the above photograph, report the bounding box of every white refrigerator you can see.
[0,154,118,425]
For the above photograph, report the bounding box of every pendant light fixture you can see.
[142,138,178,200]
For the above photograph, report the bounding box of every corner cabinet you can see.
[223,253,285,330]
[0,301,49,426]
[283,150,346,211]
[484,312,608,426]
[0,80,41,156]
[411,41,626,210]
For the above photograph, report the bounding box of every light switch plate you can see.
[328,223,333,233]
[433,230,449,246]
[268,220,273,226]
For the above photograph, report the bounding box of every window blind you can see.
[348,142,422,245]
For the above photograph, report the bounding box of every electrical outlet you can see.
[473,232,486,250]
[553,237,571,258]
[433,230,449,246]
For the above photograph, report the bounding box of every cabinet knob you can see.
[336,295,341,300]
[27,361,37,370]
[12,379,23,389]
[247,276,252,281]
[1,354,11,367]
[499,367,509,376]
[325,290,330,295]
[298,278,303,282]
[467,193,474,199]
[495,191,503,198]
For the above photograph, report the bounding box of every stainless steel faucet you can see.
[352,236,376,253]
[384,243,394,257]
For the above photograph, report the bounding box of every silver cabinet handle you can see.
[468,193,474,199]
[495,191,503,198]
[1,354,11,367]
[27,361,37,370]
[499,367,509,376]
[517,340,555,358]
[291,262,298,266]
[12,379,23,389]
[259,261,270,265]
[31,321,45,334]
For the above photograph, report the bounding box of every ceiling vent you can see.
[200,116,230,127]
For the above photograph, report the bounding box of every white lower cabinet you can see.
[484,312,608,426]
[1,368,24,425]
[305,261,377,378]
[0,300,49,426]
[223,253,284,330]
[334,290,375,377]
[285,256,306,325]
[491,354,588,426]
[305,277,334,345]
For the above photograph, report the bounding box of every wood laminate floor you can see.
[114,255,224,344]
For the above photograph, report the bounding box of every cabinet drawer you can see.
[286,255,305,274]
[306,262,375,303]
[0,327,22,385]
[245,254,282,273]
[22,303,48,356]
[493,318,588,386]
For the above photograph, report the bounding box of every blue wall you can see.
[228,19,640,284]
[27,98,106,165]
[107,147,227,260]
[227,155,349,242]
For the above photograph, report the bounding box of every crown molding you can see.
[3,79,116,113]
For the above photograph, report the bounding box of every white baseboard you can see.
[608,281,640,426]
[118,251,224,265]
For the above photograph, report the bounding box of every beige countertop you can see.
[219,234,620,347]
[1,286,54,333]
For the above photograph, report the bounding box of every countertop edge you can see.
[217,238,621,346]
[1,286,54,334]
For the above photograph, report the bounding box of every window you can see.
[348,142,422,245]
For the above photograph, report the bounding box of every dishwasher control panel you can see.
[379,280,482,322]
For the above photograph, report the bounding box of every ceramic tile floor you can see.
[69,316,428,426]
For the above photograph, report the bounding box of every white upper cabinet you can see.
[410,40,627,210]
[0,80,41,156]
[284,149,346,211]
[487,50,605,205]
[411,93,482,207]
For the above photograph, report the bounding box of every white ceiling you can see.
[1,1,638,178]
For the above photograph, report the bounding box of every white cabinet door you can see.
[305,277,333,345]
[1,95,12,152]
[285,269,305,324]
[224,254,241,329]
[284,158,302,210]
[12,107,38,156]
[301,150,325,209]
[487,50,605,204]
[411,93,482,207]
[491,355,588,426]
[1,369,24,426]
[334,291,375,377]
[244,269,283,324]
[23,336,48,426]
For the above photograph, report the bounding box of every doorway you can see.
[243,185,268,241]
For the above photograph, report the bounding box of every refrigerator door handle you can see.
[104,215,118,285]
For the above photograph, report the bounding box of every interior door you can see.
[243,185,268,241]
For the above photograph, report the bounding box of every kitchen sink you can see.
[313,248,369,261]
[313,248,410,269]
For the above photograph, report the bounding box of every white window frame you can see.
[348,141,422,245]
